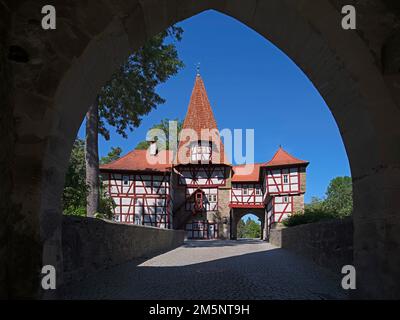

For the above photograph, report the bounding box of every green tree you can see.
[85,26,184,217]
[324,176,353,217]
[237,219,245,238]
[305,196,325,212]
[244,217,261,238]
[237,217,261,239]
[283,176,353,227]
[63,139,87,216]
[100,147,122,165]
[63,140,116,218]
[135,118,183,150]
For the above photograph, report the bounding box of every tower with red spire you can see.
[172,74,232,238]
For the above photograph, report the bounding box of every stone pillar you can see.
[260,220,265,240]
[263,209,269,241]
[230,209,237,240]
[0,9,13,299]
[353,170,400,299]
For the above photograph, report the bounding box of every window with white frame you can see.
[243,186,249,195]
[284,196,290,203]
[255,188,261,195]
[206,193,217,202]
[283,174,289,184]
[191,141,212,162]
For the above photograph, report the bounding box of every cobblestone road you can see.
[63,240,348,300]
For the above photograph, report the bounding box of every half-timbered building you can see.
[100,74,309,240]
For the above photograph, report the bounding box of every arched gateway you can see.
[100,75,309,240]
[3,0,400,299]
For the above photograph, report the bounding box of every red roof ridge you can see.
[100,149,144,168]
[263,147,309,167]
[100,149,173,172]
[231,163,263,182]
[232,162,264,169]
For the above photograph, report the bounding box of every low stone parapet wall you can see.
[62,216,185,283]
[269,217,353,273]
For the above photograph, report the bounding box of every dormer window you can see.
[191,141,212,162]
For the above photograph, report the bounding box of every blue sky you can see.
[77,10,351,203]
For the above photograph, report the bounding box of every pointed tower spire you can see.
[177,75,229,165]
[181,74,218,134]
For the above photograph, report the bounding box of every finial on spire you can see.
[196,62,200,76]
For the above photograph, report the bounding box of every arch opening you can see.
[5,0,400,299]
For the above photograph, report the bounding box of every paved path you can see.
[63,240,348,300]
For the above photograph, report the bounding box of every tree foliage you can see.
[135,118,183,150]
[323,176,353,217]
[237,219,246,238]
[63,139,87,215]
[84,25,184,216]
[63,139,115,218]
[283,176,353,227]
[100,147,122,165]
[97,26,184,141]
[237,216,261,239]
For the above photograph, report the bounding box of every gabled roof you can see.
[263,147,309,168]
[231,163,263,182]
[176,74,229,165]
[100,149,173,173]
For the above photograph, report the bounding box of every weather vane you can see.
[196,62,200,76]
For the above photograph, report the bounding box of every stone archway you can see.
[2,1,400,299]
[231,209,265,241]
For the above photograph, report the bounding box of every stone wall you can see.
[270,218,353,273]
[62,216,185,284]
[0,7,13,299]
[292,194,305,213]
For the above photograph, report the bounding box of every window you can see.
[206,194,217,202]
[135,215,141,225]
[157,187,166,194]
[284,196,290,203]
[243,187,248,195]
[191,142,212,162]
[123,176,129,185]
[255,188,261,195]
[283,174,289,184]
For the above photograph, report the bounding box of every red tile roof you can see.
[181,75,218,134]
[231,163,263,182]
[177,75,229,165]
[100,149,173,173]
[263,147,309,167]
